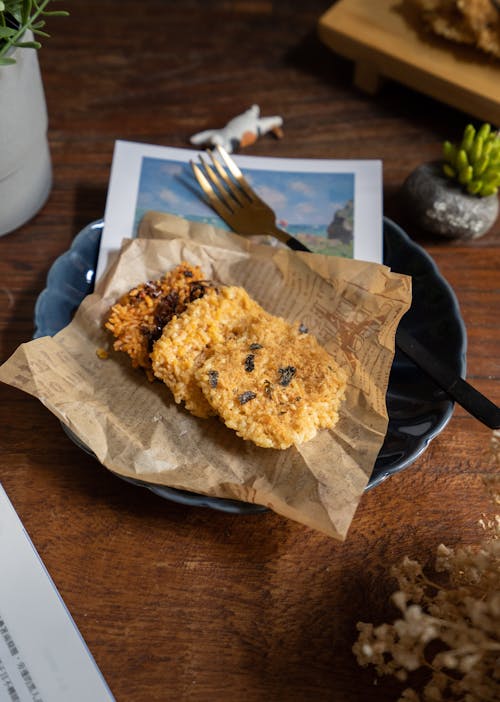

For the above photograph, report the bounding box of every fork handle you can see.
[267,225,311,252]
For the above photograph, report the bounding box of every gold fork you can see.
[191,145,310,252]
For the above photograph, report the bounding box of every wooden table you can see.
[1,2,498,700]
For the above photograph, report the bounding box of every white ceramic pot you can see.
[0,32,52,237]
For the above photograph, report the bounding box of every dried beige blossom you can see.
[353,432,500,702]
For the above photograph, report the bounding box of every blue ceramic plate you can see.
[34,218,466,509]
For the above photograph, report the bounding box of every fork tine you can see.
[190,161,233,219]
[198,155,230,202]
[215,145,256,201]
[208,150,246,205]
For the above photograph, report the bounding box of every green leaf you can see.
[5,0,24,23]
[467,181,482,195]
[477,123,491,141]
[41,9,69,15]
[489,145,500,165]
[457,149,469,170]
[470,136,483,163]
[480,184,497,197]
[21,0,33,25]
[14,39,41,48]
[0,55,16,64]
[474,154,489,176]
[442,164,456,179]
[461,124,475,153]
[0,26,17,37]
[484,171,500,188]
[442,141,456,163]
[481,172,500,188]
[458,165,473,184]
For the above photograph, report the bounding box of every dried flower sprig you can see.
[353,434,500,702]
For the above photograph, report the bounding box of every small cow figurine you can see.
[190,105,284,153]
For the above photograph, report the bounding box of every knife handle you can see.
[395,326,500,429]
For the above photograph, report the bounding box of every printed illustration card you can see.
[98,140,383,279]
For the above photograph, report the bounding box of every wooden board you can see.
[318,0,500,124]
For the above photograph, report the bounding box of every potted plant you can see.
[401,123,500,239]
[0,0,68,237]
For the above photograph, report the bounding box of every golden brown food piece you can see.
[105,262,210,380]
[195,318,347,449]
[414,0,500,58]
[150,285,270,418]
[108,265,348,447]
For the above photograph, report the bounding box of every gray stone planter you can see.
[401,161,498,240]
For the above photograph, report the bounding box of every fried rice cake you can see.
[105,262,210,380]
[195,317,347,449]
[150,285,271,418]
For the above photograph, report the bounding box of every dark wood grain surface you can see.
[1,2,498,700]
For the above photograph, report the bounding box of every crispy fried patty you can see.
[196,317,347,448]
[150,286,269,418]
[105,262,210,380]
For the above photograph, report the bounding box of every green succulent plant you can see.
[0,0,68,66]
[442,123,500,197]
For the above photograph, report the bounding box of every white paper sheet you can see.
[0,484,115,702]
